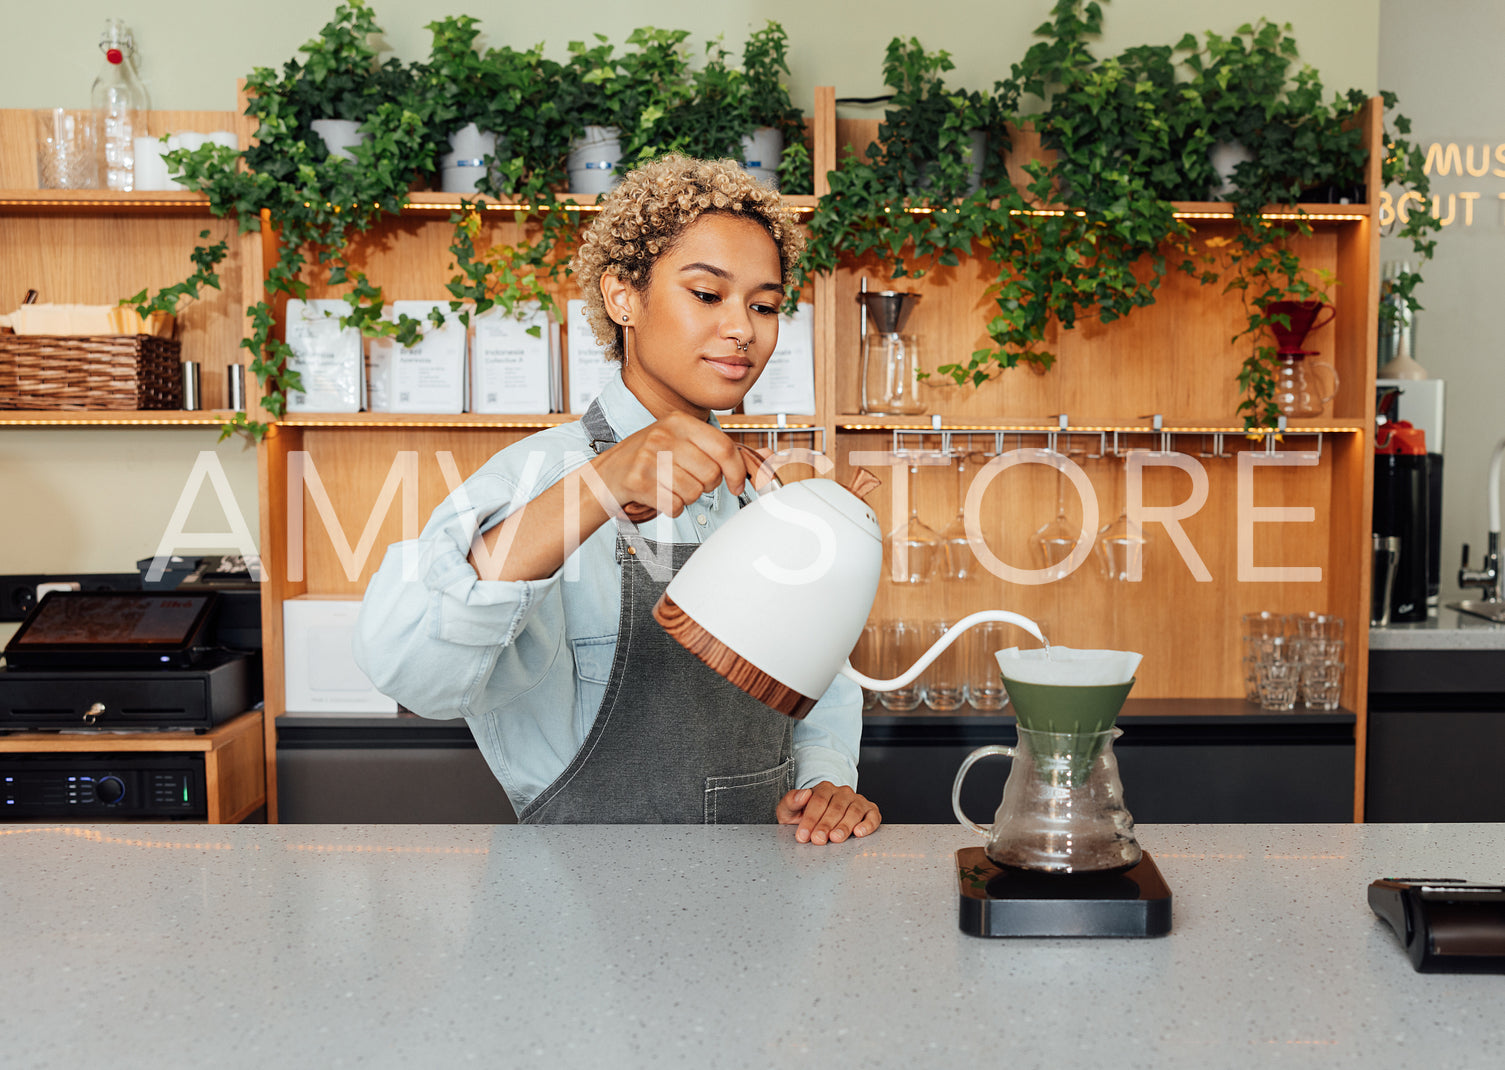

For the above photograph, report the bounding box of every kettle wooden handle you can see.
[618,442,782,524]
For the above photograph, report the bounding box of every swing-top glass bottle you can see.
[91,18,148,191]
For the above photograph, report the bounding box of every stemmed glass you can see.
[887,454,941,584]
[1097,451,1149,582]
[1031,444,1081,581]
[939,448,983,583]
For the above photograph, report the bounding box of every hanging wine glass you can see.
[938,448,982,583]
[886,453,941,584]
[1097,450,1149,582]
[1031,442,1082,582]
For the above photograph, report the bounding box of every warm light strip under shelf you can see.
[838,422,1365,434]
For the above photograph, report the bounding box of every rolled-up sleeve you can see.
[352,462,569,719]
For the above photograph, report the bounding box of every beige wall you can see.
[1379,0,1504,604]
[0,429,260,644]
[9,0,1377,112]
[0,0,1380,636]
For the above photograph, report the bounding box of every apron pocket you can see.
[703,758,795,825]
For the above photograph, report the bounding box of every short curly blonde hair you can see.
[571,154,806,363]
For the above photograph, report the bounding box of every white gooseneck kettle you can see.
[650,464,1041,717]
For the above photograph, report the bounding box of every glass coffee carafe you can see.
[953,726,1140,873]
[858,290,924,416]
[1272,353,1340,418]
[952,648,1144,874]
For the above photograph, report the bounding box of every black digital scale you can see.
[956,847,1173,938]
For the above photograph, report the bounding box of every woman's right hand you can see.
[588,412,757,522]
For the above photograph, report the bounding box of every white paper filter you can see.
[993,646,1142,686]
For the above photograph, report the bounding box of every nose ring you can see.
[735,339,750,353]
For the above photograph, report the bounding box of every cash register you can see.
[0,590,259,732]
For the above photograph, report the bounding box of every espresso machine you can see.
[1377,379,1446,610]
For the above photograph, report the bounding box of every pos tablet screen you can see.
[3,591,220,670]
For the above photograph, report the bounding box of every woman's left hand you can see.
[776,782,882,845]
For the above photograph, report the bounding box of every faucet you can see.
[1455,437,1505,606]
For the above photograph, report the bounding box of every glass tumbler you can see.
[876,620,924,712]
[1300,661,1345,710]
[1256,660,1301,710]
[1291,612,1345,642]
[964,622,1009,711]
[922,620,965,712]
[35,108,100,189]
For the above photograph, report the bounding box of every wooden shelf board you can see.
[0,189,214,214]
[398,192,819,214]
[0,710,262,753]
[834,415,1367,434]
[0,409,239,427]
[277,411,577,429]
[1170,201,1370,220]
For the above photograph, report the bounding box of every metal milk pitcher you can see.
[952,726,1142,874]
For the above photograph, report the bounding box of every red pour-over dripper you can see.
[1266,300,1335,353]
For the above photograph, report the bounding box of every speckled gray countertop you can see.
[3,823,1503,1069]
[1370,606,1505,650]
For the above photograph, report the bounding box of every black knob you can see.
[95,776,126,805]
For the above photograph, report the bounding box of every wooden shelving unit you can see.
[0,89,1383,822]
[0,710,267,823]
[1,107,266,823]
[0,107,263,413]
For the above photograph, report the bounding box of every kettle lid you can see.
[1376,420,1427,455]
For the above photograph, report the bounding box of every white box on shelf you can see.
[283,596,398,715]
[285,299,363,412]
[566,298,618,413]
[366,301,467,414]
[742,301,816,415]
[470,304,555,413]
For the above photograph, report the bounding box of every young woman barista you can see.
[355,155,881,845]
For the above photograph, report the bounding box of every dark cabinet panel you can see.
[858,708,1355,824]
[860,739,1354,824]
[1365,709,1505,821]
[277,719,516,823]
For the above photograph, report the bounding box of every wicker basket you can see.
[0,334,183,411]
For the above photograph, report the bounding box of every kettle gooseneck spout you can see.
[839,611,1044,693]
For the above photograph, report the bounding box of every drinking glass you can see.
[938,450,982,583]
[1032,446,1082,581]
[1256,660,1300,710]
[964,622,1010,711]
[1241,611,1287,641]
[1291,612,1344,642]
[876,620,924,712]
[1097,452,1148,582]
[35,108,100,189]
[886,457,941,585]
[922,619,966,712]
[1300,660,1345,711]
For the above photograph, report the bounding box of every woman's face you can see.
[607,212,784,419]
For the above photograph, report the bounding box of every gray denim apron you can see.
[518,400,795,825]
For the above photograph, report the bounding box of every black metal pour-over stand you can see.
[956,847,1173,938]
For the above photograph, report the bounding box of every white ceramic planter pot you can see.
[1209,141,1253,199]
[740,127,783,189]
[310,119,367,161]
[441,123,504,193]
[566,126,623,195]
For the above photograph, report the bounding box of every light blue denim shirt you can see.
[353,372,862,817]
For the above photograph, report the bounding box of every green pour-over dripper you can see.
[1000,676,1137,785]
